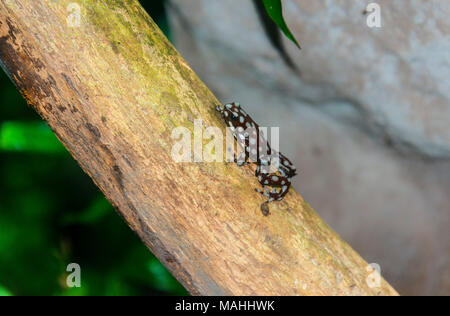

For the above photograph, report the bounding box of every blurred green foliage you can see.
[0,121,65,153]
[0,0,187,296]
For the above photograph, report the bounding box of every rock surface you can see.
[167,0,450,295]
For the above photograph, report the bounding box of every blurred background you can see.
[0,0,449,296]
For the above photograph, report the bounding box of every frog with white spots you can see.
[216,102,297,203]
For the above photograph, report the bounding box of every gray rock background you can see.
[167,0,450,295]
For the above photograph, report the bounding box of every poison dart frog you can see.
[216,102,297,203]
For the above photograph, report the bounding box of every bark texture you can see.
[0,0,398,296]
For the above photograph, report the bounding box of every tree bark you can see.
[0,0,398,296]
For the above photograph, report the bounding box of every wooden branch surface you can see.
[0,0,398,296]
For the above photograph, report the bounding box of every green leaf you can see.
[262,0,300,48]
[0,121,66,153]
